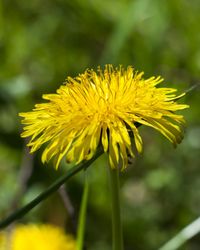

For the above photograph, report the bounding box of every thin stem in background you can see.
[59,184,75,217]
[0,148,103,230]
[58,184,76,234]
[159,217,200,250]
[11,143,34,211]
[108,166,124,250]
[77,171,89,250]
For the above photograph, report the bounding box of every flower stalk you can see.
[108,166,124,250]
[77,171,89,250]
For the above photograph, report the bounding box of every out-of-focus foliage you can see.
[0,0,199,249]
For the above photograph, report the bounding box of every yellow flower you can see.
[19,65,189,169]
[0,233,6,250]
[0,224,76,250]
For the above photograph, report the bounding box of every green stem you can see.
[108,166,124,250]
[0,148,103,230]
[159,217,200,250]
[0,0,4,39]
[77,171,89,250]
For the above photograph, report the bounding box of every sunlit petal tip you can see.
[18,112,26,117]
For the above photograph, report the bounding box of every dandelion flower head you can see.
[19,65,189,169]
[0,224,76,250]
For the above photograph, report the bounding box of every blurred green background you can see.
[0,0,200,249]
